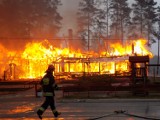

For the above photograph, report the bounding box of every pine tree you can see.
[77,0,106,51]
[103,0,110,39]
[132,0,157,45]
[109,0,131,43]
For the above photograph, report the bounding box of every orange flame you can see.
[101,39,153,57]
[0,38,153,80]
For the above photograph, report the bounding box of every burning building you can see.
[0,38,153,81]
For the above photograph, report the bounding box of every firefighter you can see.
[37,64,61,119]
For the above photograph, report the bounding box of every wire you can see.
[86,113,116,120]
[123,112,160,120]
[87,110,160,120]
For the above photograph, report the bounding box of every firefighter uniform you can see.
[37,65,61,119]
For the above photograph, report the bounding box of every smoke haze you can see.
[58,0,80,36]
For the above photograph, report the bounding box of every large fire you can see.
[0,38,153,80]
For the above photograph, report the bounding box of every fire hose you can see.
[86,113,116,120]
[87,110,160,120]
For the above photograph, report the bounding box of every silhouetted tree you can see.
[109,0,131,43]
[77,0,106,51]
[102,0,110,39]
[132,0,157,45]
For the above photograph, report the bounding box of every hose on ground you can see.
[87,110,160,120]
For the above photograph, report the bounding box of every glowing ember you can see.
[0,38,153,80]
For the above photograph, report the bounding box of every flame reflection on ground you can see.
[0,118,138,120]
[8,105,32,114]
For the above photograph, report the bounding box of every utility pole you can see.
[87,12,90,52]
[106,0,109,40]
[97,20,102,53]
[157,6,160,75]
[140,6,143,38]
[106,0,109,52]
[157,13,160,75]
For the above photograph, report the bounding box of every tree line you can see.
[0,0,160,51]
[77,0,160,51]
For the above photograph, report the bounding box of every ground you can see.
[0,88,160,120]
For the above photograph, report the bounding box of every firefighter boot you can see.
[37,110,43,119]
[53,110,61,118]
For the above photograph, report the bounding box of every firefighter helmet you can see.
[47,64,55,71]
